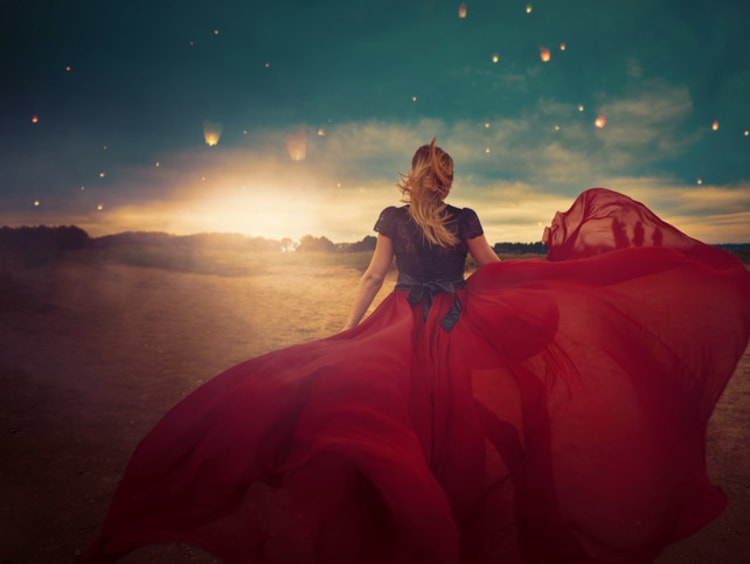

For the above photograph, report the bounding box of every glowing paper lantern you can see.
[744,130,749,137]
[577,104,585,112]
[526,4,533,14]
[203,120,223,146]
[491,54,499,63]
[34,199,40,207]
[97,204,104,211]
[458,3,467,18]
[711,120,719,131]
[539,47,551,62]
[485,146,491,154]
[317,127,326,137]
[697,178,703,185]
[560,43,566,51]
[594,114,607,128]
[484,122,491,128]
[286,128,307,161]
[31,115,39,123]
[99,172,106,178]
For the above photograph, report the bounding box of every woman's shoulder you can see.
[446,204,475,212]
[445,204,479,220]
[374,205,409,234]
[446,205,483,237]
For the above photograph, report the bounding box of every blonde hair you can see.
[397,138,458,247]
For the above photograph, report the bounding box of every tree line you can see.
[10,226,748,264]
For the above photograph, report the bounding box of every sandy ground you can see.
[0,256,748,563]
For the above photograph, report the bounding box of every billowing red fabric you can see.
[82,188,750,563]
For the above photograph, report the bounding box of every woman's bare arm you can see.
[467,234,501,266]
[343,234,394,330]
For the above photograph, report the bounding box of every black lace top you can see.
[373,205,484,283]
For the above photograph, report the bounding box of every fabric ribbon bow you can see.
[395,274,466,331]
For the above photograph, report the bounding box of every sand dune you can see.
[0,256,747,563]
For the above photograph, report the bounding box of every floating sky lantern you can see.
[577,104,585,112]
[744,130,749,137]
[65,65,71,72]
[560,43,566,51]
[485,146,491,154]
[711,120,719,131]
[31,115,39,123]
[484,122,491,128]
[155,162,160,167]
[526,4,533,14]
[97,204,104,211]
[99,171,106,178]
[554,124,561,131]
[34,199,40,207]
[594,114,607,128]
[697,178,703,185]
[539,47,551,62]
[286,128,307,161]
[317,127,326,137]
[411,95,418,102]
[203,120,223,146]
[491,54,499,63]
[458,3,467,18]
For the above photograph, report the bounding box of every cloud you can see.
[3,96,748,244]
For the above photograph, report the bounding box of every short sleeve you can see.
[461,208,484,239]
[373,206,398,238]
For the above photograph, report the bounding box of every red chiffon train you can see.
[81,188,750,563]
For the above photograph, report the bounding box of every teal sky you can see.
[3,0,749,243]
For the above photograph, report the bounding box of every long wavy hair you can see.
[397,138,458,247]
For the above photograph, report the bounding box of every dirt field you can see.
[1,255,747,563]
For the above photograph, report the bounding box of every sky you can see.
[2,0,750,244]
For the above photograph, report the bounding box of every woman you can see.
[82,140,750,563]
[344,139,500,330]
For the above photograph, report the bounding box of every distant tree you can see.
[334,235,377,253]
[492,241,548,255]
[296,235,335,253]
[0,225,91,267]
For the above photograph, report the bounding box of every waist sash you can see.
[395,273,466,331]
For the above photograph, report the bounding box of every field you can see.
[0,246,748,563]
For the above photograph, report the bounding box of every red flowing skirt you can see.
[82,189,750,563]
